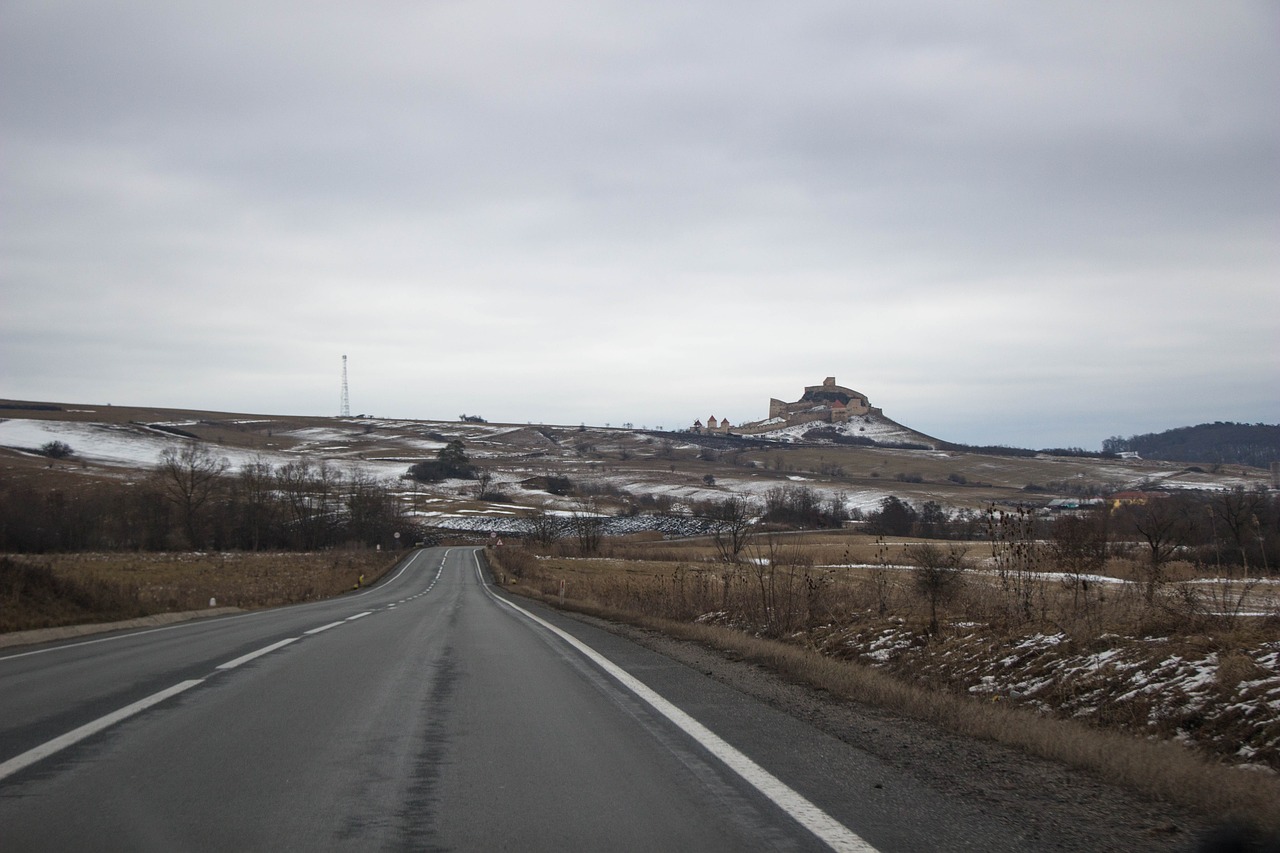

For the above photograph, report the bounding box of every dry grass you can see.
[1,550,403,632]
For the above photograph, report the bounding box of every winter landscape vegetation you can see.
[2,389,1279,837]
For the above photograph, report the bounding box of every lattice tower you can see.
[340,354,350,417]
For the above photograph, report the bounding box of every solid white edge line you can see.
[347,547,422,597]
[0,679,205,783]
[470,551,876,853]
[304,621,346,635]
[215,637,298,670]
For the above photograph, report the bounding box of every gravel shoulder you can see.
[0,607,243,650]
[567,611,1220,853]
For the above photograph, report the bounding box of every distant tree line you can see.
[938,423,1280,467]
[1103,422,1280,469]
[0,444,415,553]
[859,489,1280,573]
[860,496,987,540]
[1107,488,1280,573]
[759,485,849,528]
[939,441,1111,460]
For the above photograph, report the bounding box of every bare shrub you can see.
[906,542,968,635]
[986,505,1043,623]
[40,440,74,459]
[569,498,605,555]
[870,536,894,616]
[708,496,757,563]
[521,511,565,546]
[1216,650,1266,689]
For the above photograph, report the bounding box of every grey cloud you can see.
[2,1,1276,447]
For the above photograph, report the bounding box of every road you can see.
[0,547,1145,851]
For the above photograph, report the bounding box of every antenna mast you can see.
[340,354,350,417]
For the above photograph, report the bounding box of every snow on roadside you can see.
[828,622,1280,771]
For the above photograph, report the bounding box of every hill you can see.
[1103,422,1280,469]
[2,398,1273,542]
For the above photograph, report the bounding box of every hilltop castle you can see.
[767,377,877,424]
[692,377,883,435]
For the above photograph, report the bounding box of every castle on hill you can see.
[691,377,883,435]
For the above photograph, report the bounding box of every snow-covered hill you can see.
[2,401,1273,536]
[746,411,939,448]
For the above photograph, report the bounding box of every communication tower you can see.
[340,354,351,418]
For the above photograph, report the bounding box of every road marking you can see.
[346,548,422,598]
[0,549,446,780]
[0,548,438,662]
[0,679,205,783]
[0,610,272,662]
[472,552,876,853]
[215,637,299,670]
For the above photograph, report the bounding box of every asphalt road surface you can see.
[0,547,1155,851]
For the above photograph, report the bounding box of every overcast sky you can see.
[3,2,1277,448]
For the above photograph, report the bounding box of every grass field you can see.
[0,550,403,633]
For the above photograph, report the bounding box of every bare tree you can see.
[1050,510,1108,613]
[1122,497,1192,602]
[522,511,564,546]
[906,542,968,635]
[345,469,403,547]
[235,456,277,551]
[569,498,605,555]
[474,469,495,500]
[276,459,340,550]
[157,444,229,548]
[1211,488,1265,570]
[710,496,757,563]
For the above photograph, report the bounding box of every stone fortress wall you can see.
[692,377,883,435]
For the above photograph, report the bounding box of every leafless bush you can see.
[707,496,757,563]
[906,542,968,635]
[40,440,74,459]
[569,498,605,555]
[987,505,1044,623]
[521,511,566,546]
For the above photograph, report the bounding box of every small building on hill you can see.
[690,415,734,435]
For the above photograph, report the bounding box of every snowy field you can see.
[3,408,1272,534]
[0,418,407,481]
